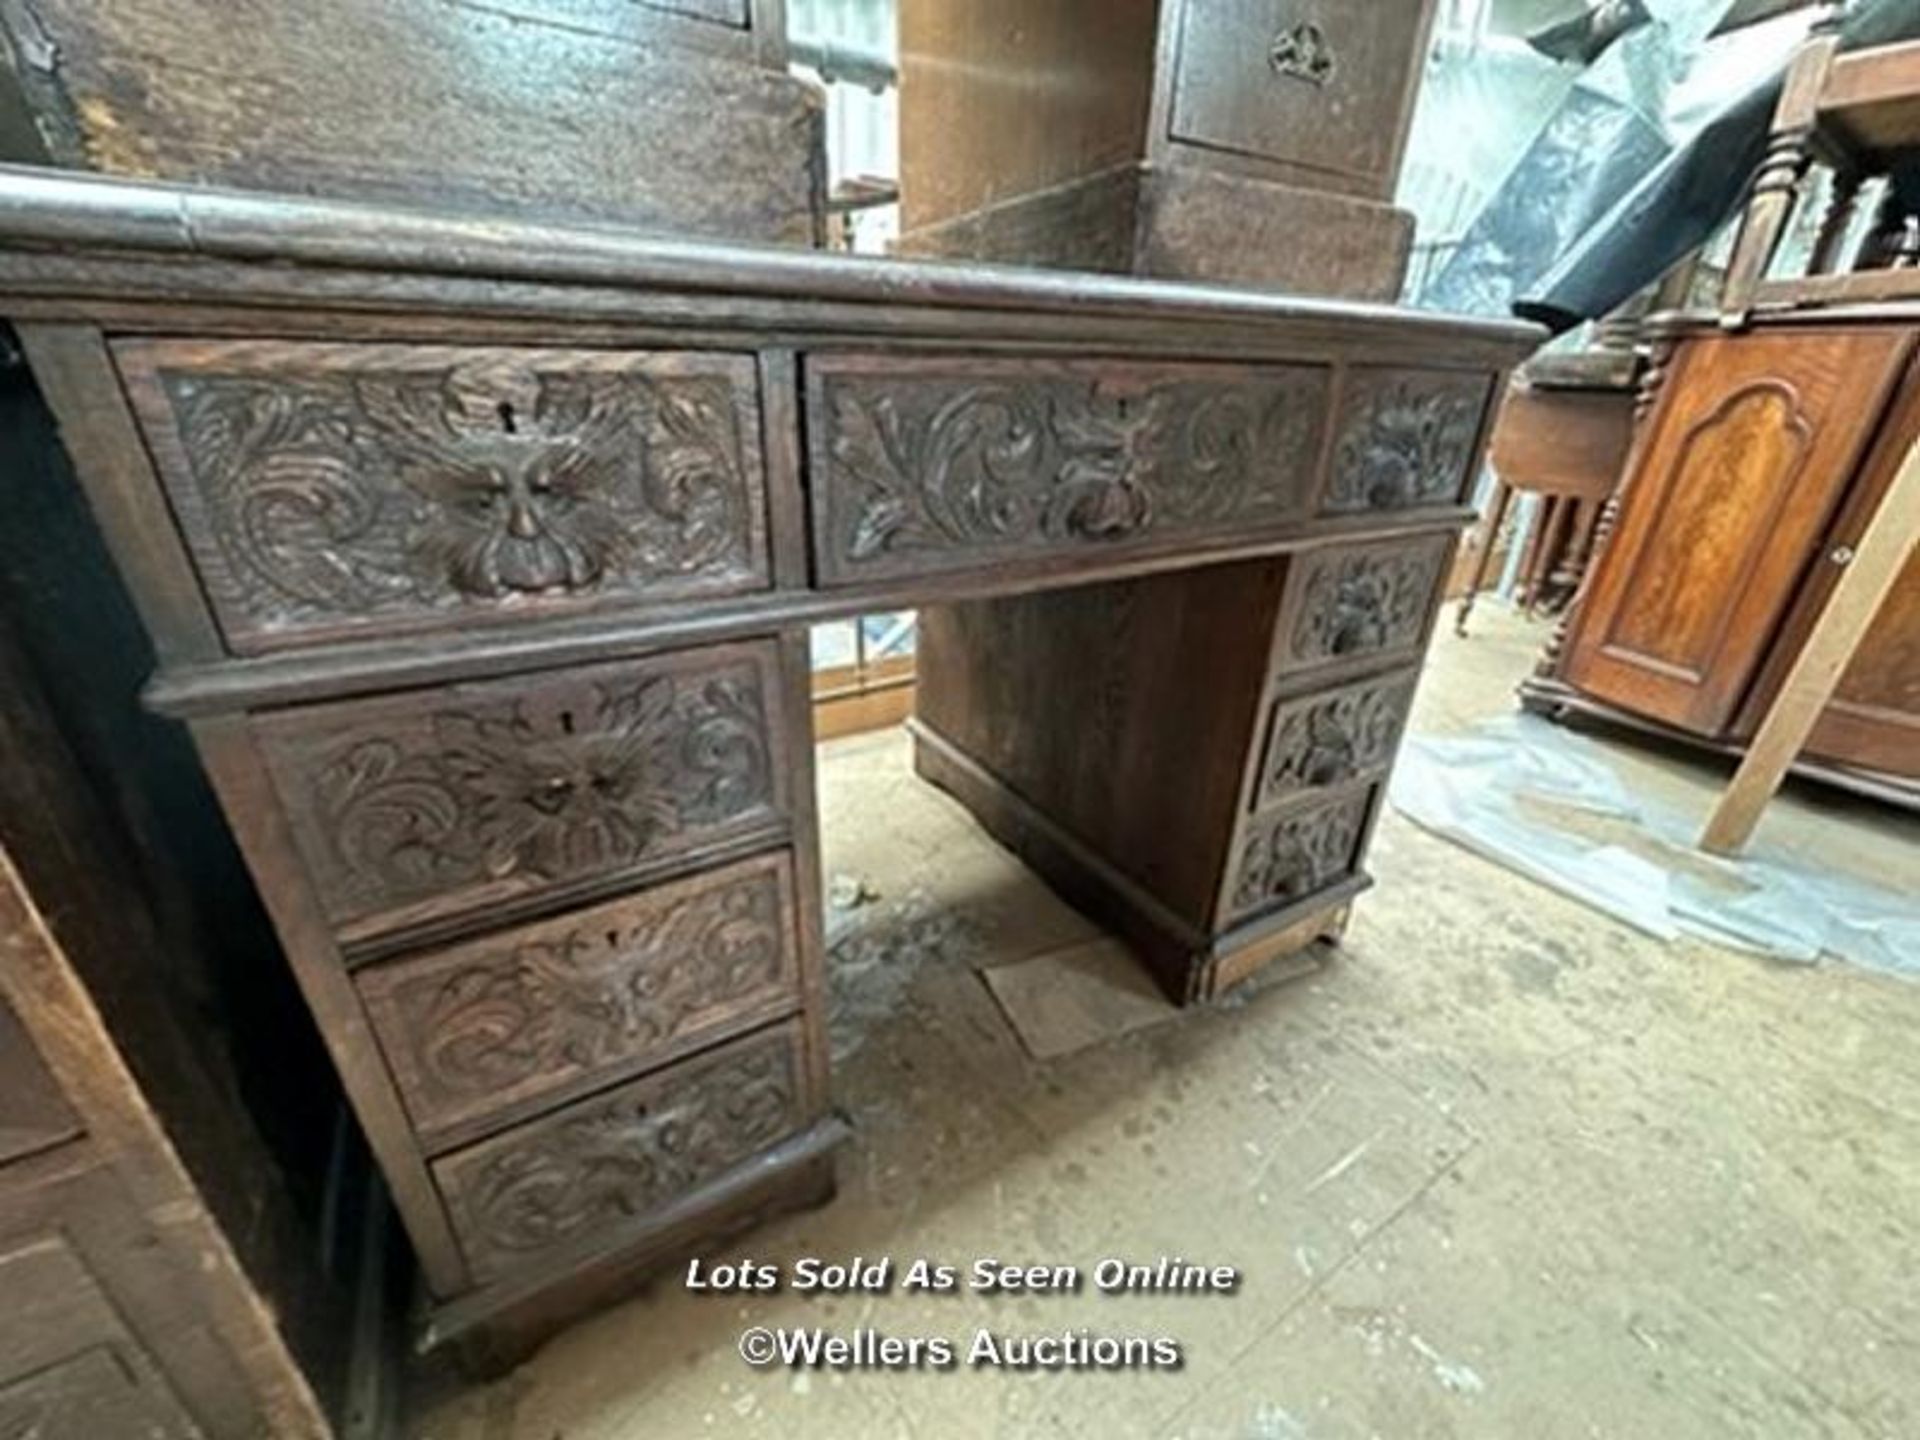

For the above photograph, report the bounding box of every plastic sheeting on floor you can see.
[1390,715,1918,979]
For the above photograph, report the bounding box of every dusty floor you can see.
[412,606,1920,1440]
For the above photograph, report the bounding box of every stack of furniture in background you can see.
[896,0,1469,998]
[1523,20,1920,807]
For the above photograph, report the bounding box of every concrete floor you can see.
[412,607,1920,1440]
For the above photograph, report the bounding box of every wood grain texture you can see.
[359,850,801,1149]
[117,340,772,653]
[1564,328,1912,734]
[809,354,1331,585]
[434,1018,808,1284]
[897,0,1157,232]
[253,642,789,945]
[1164,0,1433,198]
[1701,428,1920,853]
[0,0,824,242]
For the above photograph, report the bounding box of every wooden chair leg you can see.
[1454,476,1511,636]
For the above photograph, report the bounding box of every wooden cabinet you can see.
[897,0,1434,298]
[1541,317,1920,797]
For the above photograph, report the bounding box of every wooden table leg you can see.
[1454,476,1511,636]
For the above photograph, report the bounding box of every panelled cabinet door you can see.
[1563,329,1914,735]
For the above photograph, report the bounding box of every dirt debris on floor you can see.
[409,605,1920,1440]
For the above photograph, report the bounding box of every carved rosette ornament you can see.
[815,363,1329,580]
[440,1027,802,1279]
[1325,368,1491,513]
[1261,672,1418,806]
[132,345,768,646]
[1229,790,1371,922]
[1288,539,1448,667]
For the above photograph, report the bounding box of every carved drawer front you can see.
[358,851,801,1146]
[1225,783,1375,926]
[1322,368,1492,514]
[253,641,789,945]
[434,1018,808,1283]
[807,354,1331,585]
[1274,533,1450,676]
[1256,667,1418,812]
[1168,0,1430,195]
[115,339,772,652]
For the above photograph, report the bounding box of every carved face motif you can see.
[404,433,616,599]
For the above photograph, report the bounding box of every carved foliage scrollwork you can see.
[1287,538,1447,667]
[366,858,793,1135]
[1229,789,1371,922]
[1260,671,1418,806]
[272,653,779,928]
[1325,369,1491,514]
[144,346,766,645]
[439,1026,802,1279]
[817,363,1328,578]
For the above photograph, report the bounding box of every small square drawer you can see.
[1168,0,1429,194]
[1224,782,1376,927]
[1255,666,1418,811]
[1322,368,1492,514]
[115,340,772,652]
[807,353,1331,586]
[253,641,790,946]
[434,1017,810,1283]
[357,850,802,1148]
[1274,533,1451,677]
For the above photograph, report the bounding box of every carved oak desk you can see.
[0,166,1538,1359]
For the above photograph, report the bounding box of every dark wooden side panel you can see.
[0,0,824,242]
[116,340,774,653]
[807,354,1331,586]
[1563,328,1912,735]
[915,558,1286,928]
[359,850,803,1149]
[253,641,791,946]
[433,1017,811,1284]
[898,0,1158,232]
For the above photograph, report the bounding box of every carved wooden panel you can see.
[0,1235,200,1440]
[1257,667,1418,810]
[434,1019,807,1282]
[254,642,788,943]
[117,341,771,652]
[1323,368,1492,514]
[808,355,1331,584]
[1225,785,1373,925]
[359,851,800,1145]
[1276,534,1450,673]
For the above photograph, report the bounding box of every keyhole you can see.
[559,709,575,735]
[497,400,518,434]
